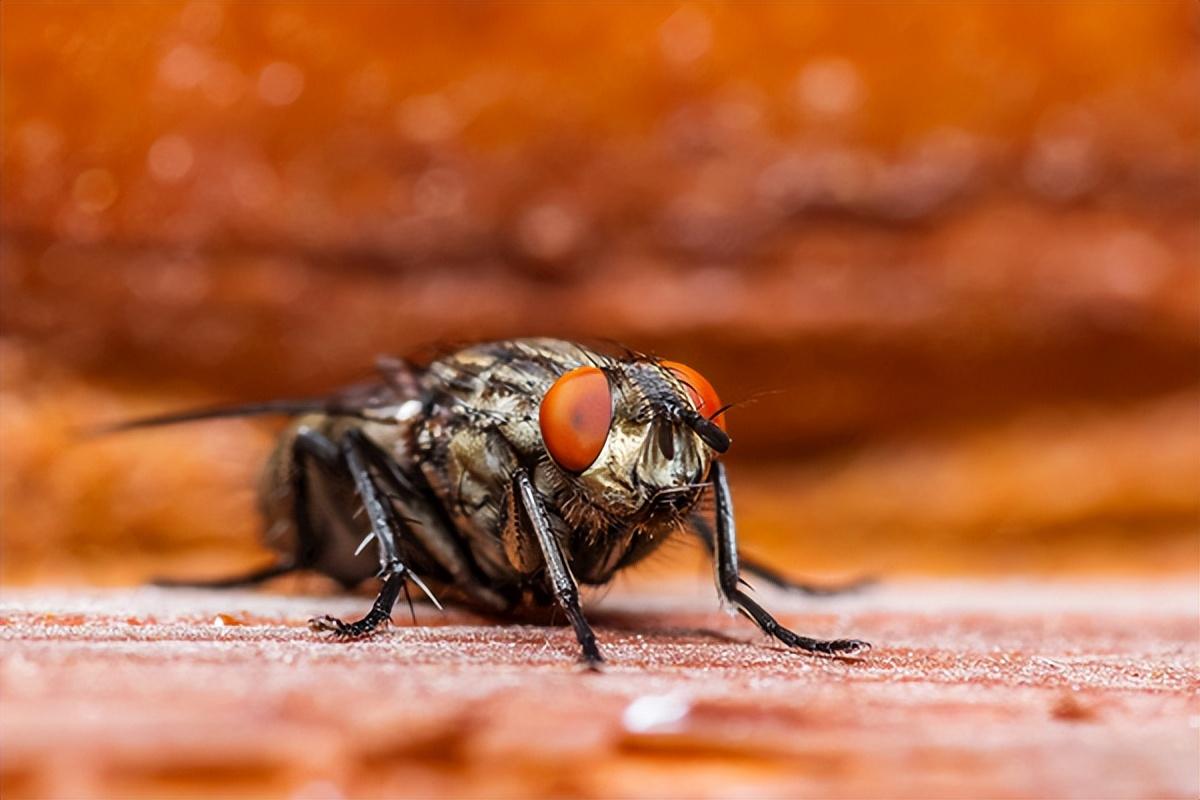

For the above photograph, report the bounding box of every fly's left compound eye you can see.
[539,366,614,472]
[662,360,726,431]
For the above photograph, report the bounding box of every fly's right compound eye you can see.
[539,366,613,472]
[662,360,726,431]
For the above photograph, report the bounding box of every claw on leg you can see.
[308,611,391,640]
[735,594,871,658]
[309,568,406,641]
[825,638,872,656]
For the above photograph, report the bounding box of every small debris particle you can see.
[1051,693,1098,722]
[622,694,692,733]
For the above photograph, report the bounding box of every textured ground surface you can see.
[1,580,1196,799]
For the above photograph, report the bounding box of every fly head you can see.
[538,354,730,521]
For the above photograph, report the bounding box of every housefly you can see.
[109,338,869,666]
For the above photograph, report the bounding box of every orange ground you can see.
[2,580,1196,799]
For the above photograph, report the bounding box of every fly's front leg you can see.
[513,470,603,668]
[689,514,874,597]
[709,462,870,657]
[309,428,432,639]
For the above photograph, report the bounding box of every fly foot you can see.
[579,648,605,673]
[766,620,871,658]
[820,638,872,657]
[308,612,390,640]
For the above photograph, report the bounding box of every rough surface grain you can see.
[2,580,1196,799]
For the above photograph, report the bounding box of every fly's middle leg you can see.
[356,435,510,614]
[309,429,438,639]
[688,513,874,597]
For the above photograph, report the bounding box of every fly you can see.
[106,338,869,666]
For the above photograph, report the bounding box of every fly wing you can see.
[88,397,336,434]
[90,357,425,435]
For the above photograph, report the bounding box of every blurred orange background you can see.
[2,1,1198,584]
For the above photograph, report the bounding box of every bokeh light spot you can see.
[72,169,118,214]
[147,135,195,184]
[257,61,305,106]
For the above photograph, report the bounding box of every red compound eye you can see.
[539,366,613,472]
[662,360,726,432]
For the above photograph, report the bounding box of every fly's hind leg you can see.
[151,561,297,590]
[707,462,870,657]
[151,427,338,590]
[308,429,435,639]
[688,514,874,597]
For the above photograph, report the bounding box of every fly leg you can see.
[152,561,296,589]
[152,428,338,589]
[514,470,603,668]
[688,514,874,596]
[309,429,434,639]
[728,556,874,596]
[357,436,510,613]
[708,462,870,657]
[310,566,409,640]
